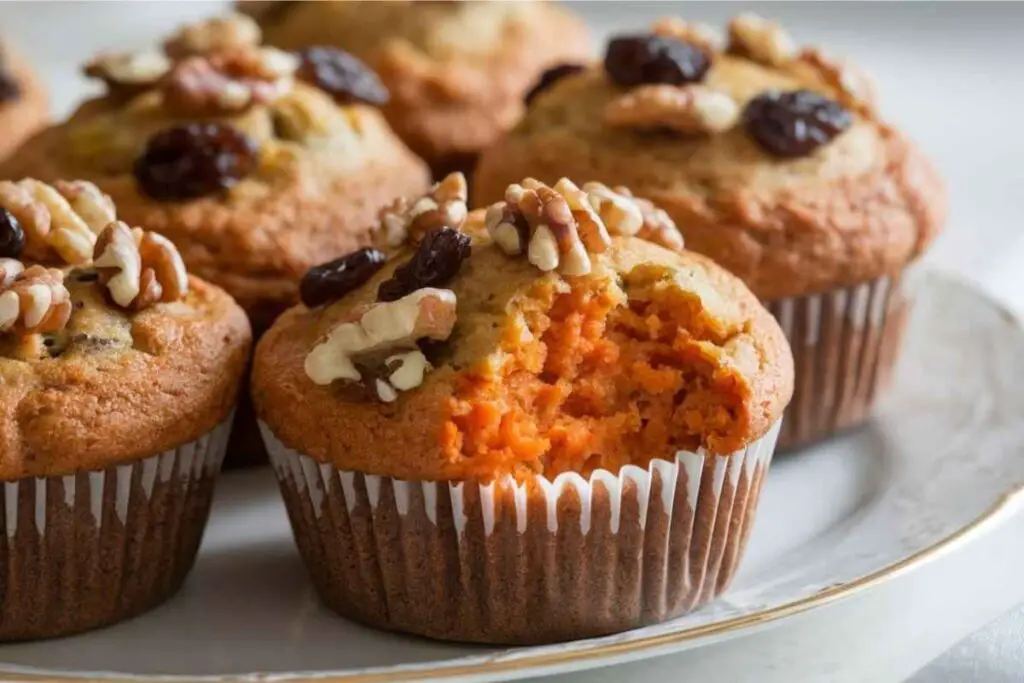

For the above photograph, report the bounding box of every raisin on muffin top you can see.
[0,179,251,481]
[1,13,429,321]
[254,175,793,483]
[243,0,591,173]
[473,14,946,301]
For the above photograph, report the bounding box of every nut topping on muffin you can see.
[373,172,469,247]
[304,287,456,391]
[650,17,724,55]
[83,51,173,96]
[163,12,263,59]
[604,84,740,135]
[162,47,299,116]
[727,13,797,67]
[93,222,188,310]
[0,264,71,334]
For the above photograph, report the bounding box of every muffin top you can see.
[254,176,793,483]
[0,178,251,481]
[473,14,947,301]
[0,14,429,322]
[0,43,48,164]
[243,0,591,171]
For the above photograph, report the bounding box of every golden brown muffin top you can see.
[254,176,793,483]
[0,178,251,481]
[0,13,429,318]
[473,14,946,301]
[245,0,591,168]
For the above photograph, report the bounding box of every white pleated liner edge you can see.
[2,413,234,539]
[260,419,780,538]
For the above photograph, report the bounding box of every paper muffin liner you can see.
[261,420,780,645]
[767,271,915,451]
[0,414,233,641]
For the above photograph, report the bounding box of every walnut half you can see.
[93,222,188,311]
[604,84,740,135]
[0,264,72,334]
[372,172,469,248]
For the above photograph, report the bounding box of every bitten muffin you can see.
[254,176,793,644]
[0,14,430,466]
[242,0,591,176]
[0,178,250,640]
[474,14,947,450]
[0,43,48,164]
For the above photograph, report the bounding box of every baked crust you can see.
[254,231,793,482]
[1,84,430,320]
[0,274,251,480]
[473,56,946,301]
[0,45,48,164]
[250,0,591,169]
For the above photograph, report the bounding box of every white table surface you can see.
[2,2,1023,681]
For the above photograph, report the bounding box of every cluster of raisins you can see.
[299,247,387,308]
[295,46,389,106]
[377,227,471,302]
[134,123,259,201]
[604,35,711,88]
[0,208,24,258]
[524,63,586,105]
[742,90,852,158]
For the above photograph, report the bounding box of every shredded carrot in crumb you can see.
[442,274,751,481]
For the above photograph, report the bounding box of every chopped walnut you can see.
[727,13,797,67]
[590,184,684,252]
[163,13,262,60]
[83,50,172,95]
[0,179,111,265]
[304,288,457,388]
[798,47,877,112]
[161,47,298,115]
[372,172,468,248]
[0,258,23,287]
[0,265,72,334]
[604,84,740,135]
[93,222,188,310]
[651,17,723,54]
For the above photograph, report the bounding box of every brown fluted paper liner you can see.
[767,273,914,451]
[0,415,233,641]
[261,420,780,645]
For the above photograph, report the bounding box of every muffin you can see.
[254,176,793,644]
[242,0,591,176]
[474,14,946,451]
[1,14,431,466]
[0,178,250,640]
[0,43,48,164]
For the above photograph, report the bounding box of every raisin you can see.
[300,247,387,308]
[0,70,19,103]
[524,63,586,105]
[377,227,471,302]
[296,46,389,106]
[604,35,710,88]
[0,208,24,258]
[742,90,852,158]
[134,123,259,201]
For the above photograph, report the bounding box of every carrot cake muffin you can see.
[0,13,430,466]
[0,178,250,640]
[242,0,591,176]
[0,43,47,164]
[474,14,946,450]
[254,176,793,643]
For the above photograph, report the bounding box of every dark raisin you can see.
[300,247,387,308]
[133,123,259,201]
[0,70,19,103]
[604,35,710,88]
[296,46,389,106]
[0,208,24,258]
[377,227,471,302]
[524,63,586,105]
[742,90,852,158]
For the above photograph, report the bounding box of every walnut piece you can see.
[84,50,172,95]
[587,183,685,252]
[798,47,877,112]
[304,288,457,388]
[0,179,114,265]
[0,265,72,334]
[651,17,723,54]
[164,13,262,60]
[727,13,796,67]
[372,172,469,248]
[0,258,24,288]
[162,47,298,115]
[604,84,740,135]
[93,222,188,311]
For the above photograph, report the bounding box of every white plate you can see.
[1,271,1023,683]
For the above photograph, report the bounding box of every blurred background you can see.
[1,2,1022,681]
